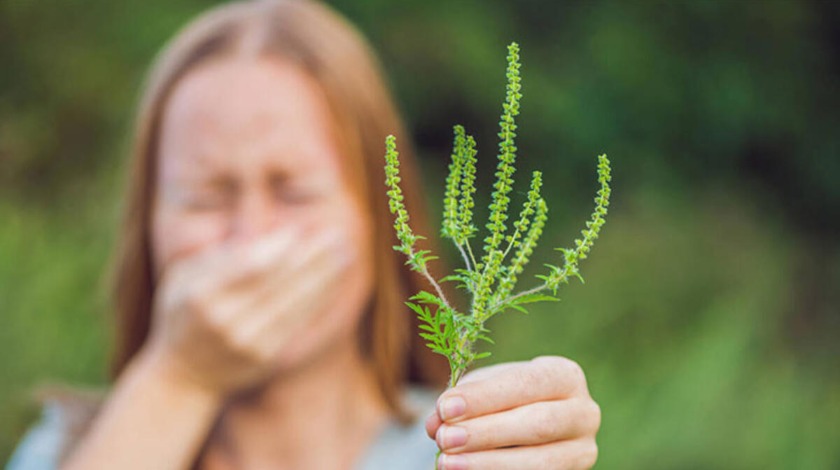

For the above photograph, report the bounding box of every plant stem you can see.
[455,243,472,271]
[418,265,451,310]
[491,283,549,312]
[465,239,478,271]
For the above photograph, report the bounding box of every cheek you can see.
[335,203,376,308]
[318,195,375,313]
[326,202,376,317]
[150,207,228,277]
[336,211,375,309]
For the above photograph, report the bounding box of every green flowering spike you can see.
[483,42,522,260]
[510,171,543,251]
[544,154,611,293]
[442,126,466,241]
[475,42,523,319]
[384,135,416,257]
[494,172,547,304]
[457,133,478,244]
[385,135,452,315]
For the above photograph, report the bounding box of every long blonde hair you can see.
[109,0,446,425]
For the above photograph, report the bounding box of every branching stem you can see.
[456,243,472,272]
[465,240,479,271]
[417,259,451,309]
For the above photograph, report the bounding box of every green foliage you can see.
[384,43,612,387]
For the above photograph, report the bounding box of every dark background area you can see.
[1,0,838,468]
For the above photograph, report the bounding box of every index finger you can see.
[164,225,300,288]
[436,356,591,424]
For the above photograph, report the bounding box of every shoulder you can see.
[6,389,104,470]
[357,386,441,470]
[7,402,67,470]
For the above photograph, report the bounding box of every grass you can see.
[0,190,111,461]
[1,177,838,468]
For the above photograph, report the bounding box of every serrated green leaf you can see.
[507,303,529,313]
[478,335,495,345]
[405,302,425,316]
[411,291,444,306]
[512,293,559,304]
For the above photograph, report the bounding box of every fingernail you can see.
[439,396,466,421]
[438,453,468,470]
[425,412,437,426]
[437,425,468,450]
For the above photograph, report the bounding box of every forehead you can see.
[159,56,341,173]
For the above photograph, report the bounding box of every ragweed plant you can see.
[384,42,612,388]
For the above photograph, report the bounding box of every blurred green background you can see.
[2,0,839,468]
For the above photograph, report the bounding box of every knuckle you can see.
[578,441,599,469]
[561,358,588,393]
[562,358,586,385]
[568,399,601,437]
[517,363,547,390]
[531,356,587,395]
[532,355,567,371]
[587,401,602,434]
[225,329,256,357]
[524,356,562,383]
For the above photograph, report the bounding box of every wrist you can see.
[131,347,225,407]
[62,346,224,470]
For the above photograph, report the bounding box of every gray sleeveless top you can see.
[6,388,439,470]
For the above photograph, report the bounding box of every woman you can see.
[8,1,600,469]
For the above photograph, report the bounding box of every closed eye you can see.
[184,192,233,210]
[269,172,325,204]
[182,179,236,211]
[273,183,321,204]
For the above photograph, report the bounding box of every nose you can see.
[229,188,279,242]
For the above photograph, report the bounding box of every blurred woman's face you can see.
[151,56,374,371]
